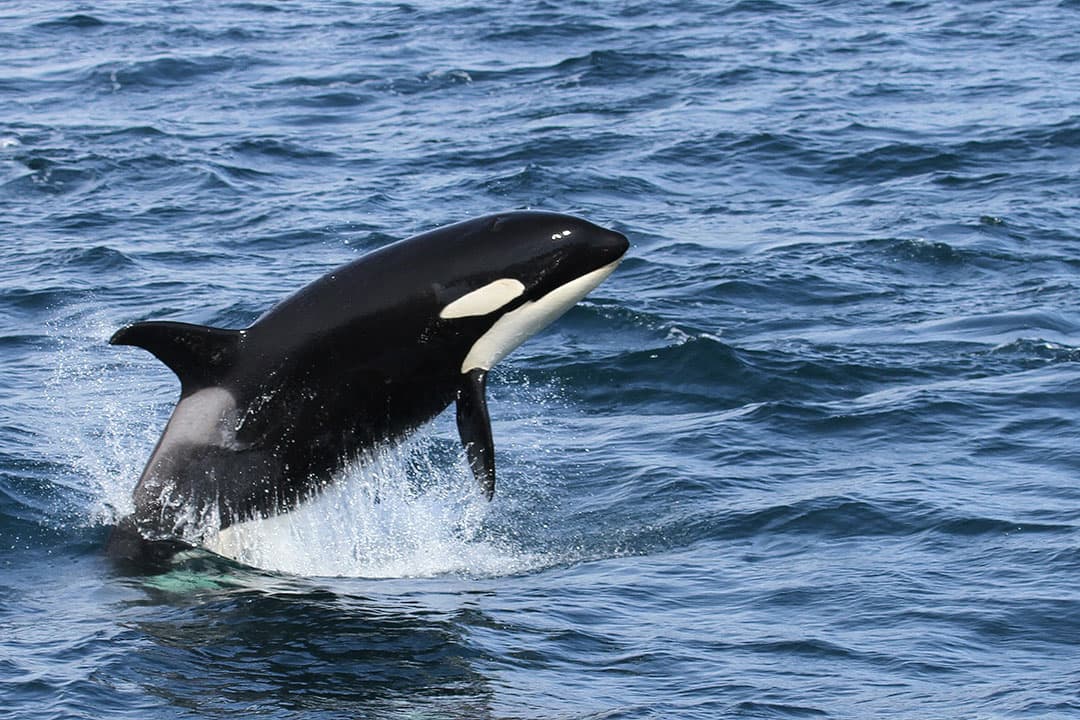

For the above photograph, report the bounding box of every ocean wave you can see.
[989,337,1080,363]
[2,0,1080,717]
[3,156,101,197]
[94,54,257,91]
[30,14,108,31]
[906,310,1080,345]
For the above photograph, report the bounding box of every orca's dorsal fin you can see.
[110,321,243,395]
[456,368,495,500]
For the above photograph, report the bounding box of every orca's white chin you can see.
[461,258,623,374]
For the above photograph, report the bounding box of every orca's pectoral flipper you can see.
[110,321,244,395]
[456,368,495,500]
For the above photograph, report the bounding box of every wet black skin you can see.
[109,211,628,549]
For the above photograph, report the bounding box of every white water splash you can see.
[45,310,163,523]
[205,438,541,578]
[47,313,551,579]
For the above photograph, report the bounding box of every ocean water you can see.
[2,0,1079,717]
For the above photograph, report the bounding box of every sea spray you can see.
[44,309,163,524]
[46,312,563,577]
[202,434,542,578]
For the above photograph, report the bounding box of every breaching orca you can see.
[107,211,627,562]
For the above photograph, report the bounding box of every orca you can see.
[107,211,627,559]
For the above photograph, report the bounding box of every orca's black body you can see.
[110,211,627,551]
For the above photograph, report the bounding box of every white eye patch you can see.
[439,278,526,319]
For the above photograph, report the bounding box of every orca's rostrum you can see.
[109,211,628,558]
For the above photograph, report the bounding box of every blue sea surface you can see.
[3,1,1080,718]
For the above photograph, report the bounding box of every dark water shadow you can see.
[108,548,499,718]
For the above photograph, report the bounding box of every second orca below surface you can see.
[108,211,628,559]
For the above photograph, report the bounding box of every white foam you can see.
[203,437,541,578]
